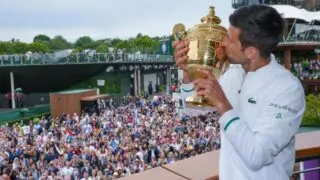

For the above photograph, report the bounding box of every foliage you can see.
[300,60,310,69]
[133,34,159,54]
[111,38,122,47]
[73,47,83,53]
[158,84,166,92]
[12,42,29,54]
[0,33,171,55]
[75,36,94,49]
[89,41,104,50]
[33,34,51,43]
[0,41,50,54]
[29,42,50,53]
[110,34,160,54]
[115,40,130,51]
[302,94,320,126]
[50,35,70,50]
[96,44,109,53]
[0,42,28,54]
[0,42,13,54]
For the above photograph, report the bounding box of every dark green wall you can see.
[69,71,131,95]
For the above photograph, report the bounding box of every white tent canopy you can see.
[270,5,320,23]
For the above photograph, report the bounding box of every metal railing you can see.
[293,166,320,176]
[0,53,174,66]
[232,0,320,11]
[280,35,320,44]
[291,131,320,180]
[292,159,320,179]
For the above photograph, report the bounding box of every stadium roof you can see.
[270,5,320,23]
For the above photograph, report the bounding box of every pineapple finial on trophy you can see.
[201,6,221,24]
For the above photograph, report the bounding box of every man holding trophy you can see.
[173,4,305,180]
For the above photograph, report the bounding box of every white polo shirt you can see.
[180,58,305,179]
[219,59,305,180]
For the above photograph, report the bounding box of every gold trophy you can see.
[173,6,228,107]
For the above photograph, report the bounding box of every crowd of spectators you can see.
[0,95,221,180]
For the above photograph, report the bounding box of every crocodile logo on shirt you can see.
[248,98,257,104]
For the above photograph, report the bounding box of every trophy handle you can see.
[173,23,187,41]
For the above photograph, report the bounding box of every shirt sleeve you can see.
[219,81,305,171]
[180,83,196,100]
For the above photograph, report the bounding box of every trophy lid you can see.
[172,6,226,41]
[201,6,221,25]
[187,6,227,39]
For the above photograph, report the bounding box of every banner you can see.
[159,38,172,55]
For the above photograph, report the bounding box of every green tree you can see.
[74,47,83,53]
[12,42,29,54]
[50,35,70,50]
[29,42,50,53]
[75,36,94,49]
[0,42,28,54]
[127,38,137,52]
[150,39,160,54]
[134,34,159,53]
[96,44,109,53]
[0,42,14,54]
[302,94,320,126]
[111,38,122,47]
[115,40,130,50]
[33,34,51,43]
[90,41,103,49]
[0,42,5,54]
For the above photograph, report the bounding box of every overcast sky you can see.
[0,0,234,43]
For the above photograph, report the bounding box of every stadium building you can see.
[232,0,320,94]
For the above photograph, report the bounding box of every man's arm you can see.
[219,83,305,171]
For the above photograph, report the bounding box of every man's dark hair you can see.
[229,4,285,58]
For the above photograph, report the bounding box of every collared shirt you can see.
[219,59,305,180]
[180,58,305,179]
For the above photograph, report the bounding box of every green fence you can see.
[0,104,50,125]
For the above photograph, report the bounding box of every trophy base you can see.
[185,96,213,108]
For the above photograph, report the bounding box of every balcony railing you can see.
[232,0,320,11]
[120,131,320,180]
[279,35,320,45]
[0,53,174,66]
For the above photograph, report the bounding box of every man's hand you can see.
[193,68,233,115]
[173,40,189,70]
[173,40,192,83]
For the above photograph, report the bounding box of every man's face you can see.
[83,172,89,178]
[222,25,249,64]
